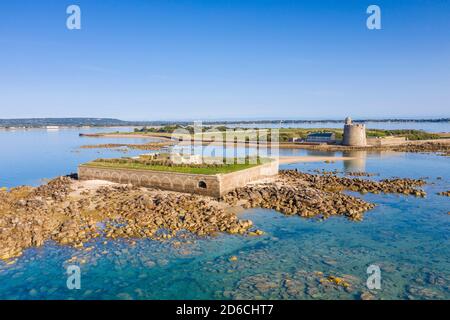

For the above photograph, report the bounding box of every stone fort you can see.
[342,117,367,146]
[78,160,279,198]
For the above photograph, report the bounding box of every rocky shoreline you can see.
[0,171,428,262]
[280,141,450,156]
[390,142,450,156]
[222,170,426,220]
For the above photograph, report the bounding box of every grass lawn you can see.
[82,160,262,175]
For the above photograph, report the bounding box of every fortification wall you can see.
[218,160,279,194]
[78,166,221,197]
[78,160,279,198]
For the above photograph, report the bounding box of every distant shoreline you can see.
[0,117,449,129]
[78,132,450,155]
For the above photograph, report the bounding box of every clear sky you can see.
[0,0,449,120]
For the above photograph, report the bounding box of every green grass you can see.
[82,160,262,175]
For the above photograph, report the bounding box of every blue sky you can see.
[0,0,449,120]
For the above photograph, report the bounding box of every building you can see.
[306,132,336,143]
[288,137,303,143]
[342,117,367,146]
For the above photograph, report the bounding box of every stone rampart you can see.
[78,160,279,198]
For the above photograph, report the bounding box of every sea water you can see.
[0,128,448,299]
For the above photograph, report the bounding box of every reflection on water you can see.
[343,151,367,172]
[342,150,412,173]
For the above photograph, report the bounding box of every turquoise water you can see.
[0,129,449,299]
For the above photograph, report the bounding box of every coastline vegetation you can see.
[129,126,442,142]
[84,156,265,175]
[134,125,230,134]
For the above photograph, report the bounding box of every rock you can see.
[29,289,38,297]
[248,229,265,236]
[0,169,431,264]
[327,276,350,288]
[116,292,133,300]
[360,291,376,300]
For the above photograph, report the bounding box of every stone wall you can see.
[367,136,407,146]
[78,160,279,198]
[78,166,221,197]
[218,160,279,194]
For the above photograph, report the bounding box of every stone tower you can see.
[342,117,367,146]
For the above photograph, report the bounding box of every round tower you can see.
[342,117,367,146]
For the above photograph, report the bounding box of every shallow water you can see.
[0,127,157,187]
[0,128,449,300]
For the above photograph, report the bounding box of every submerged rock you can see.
[360,291,376,300]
